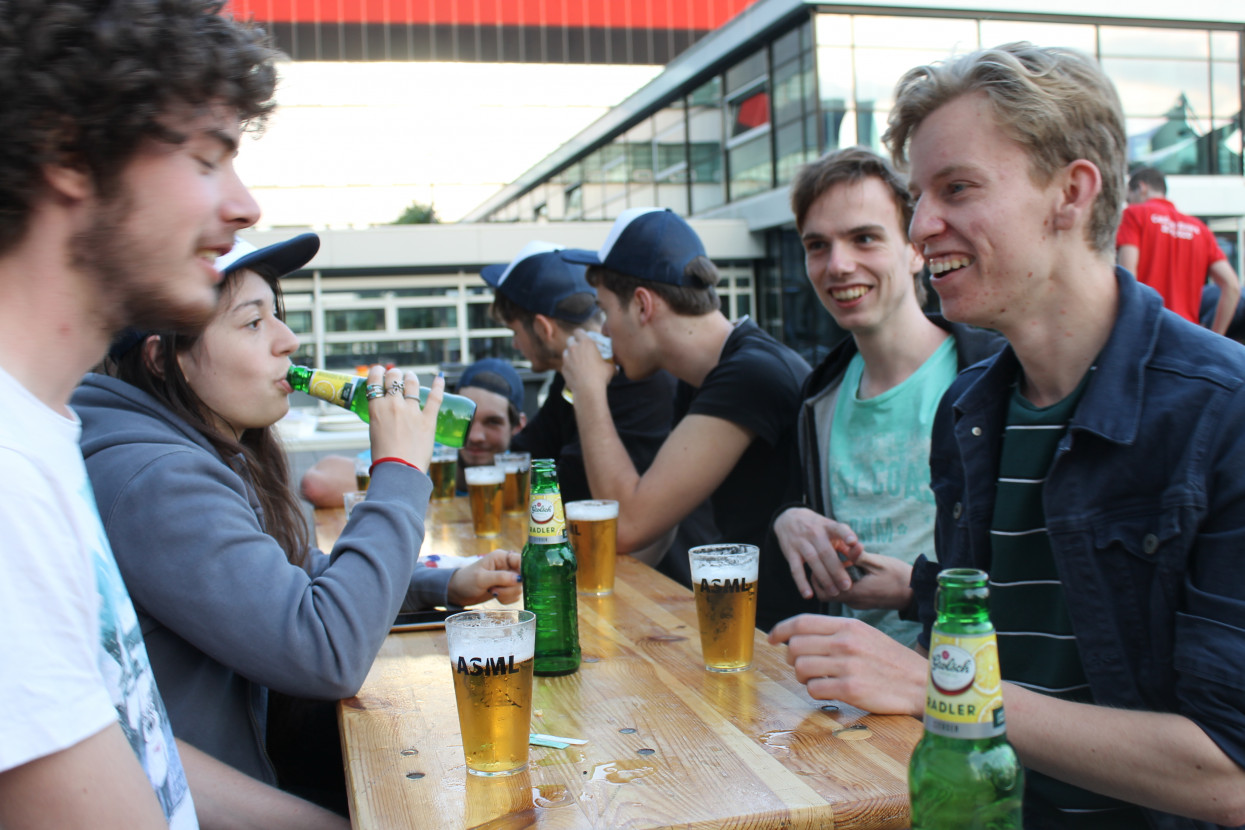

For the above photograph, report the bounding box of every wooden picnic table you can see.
[318,497,921,829]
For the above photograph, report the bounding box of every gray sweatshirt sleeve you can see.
[102,450,431,700]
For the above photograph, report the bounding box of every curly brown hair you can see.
[0,0,278,255]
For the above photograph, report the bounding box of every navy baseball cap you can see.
[480,240,598,324]
[108,233,320,360]
[560,207,706,286]
[457,358,525,415]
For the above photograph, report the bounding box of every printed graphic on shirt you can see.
[87,480,196,829]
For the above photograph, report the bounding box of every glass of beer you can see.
[495,451,531,515]
[689,544,759,672]
[343,489,367,517]
[445,609,536,777]
[464,465,505,537]
[429,444,458,500]
[566,499,619,596]
[353,450,372,491]
[561,331,613,404]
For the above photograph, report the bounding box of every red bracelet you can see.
[370,457,424,475]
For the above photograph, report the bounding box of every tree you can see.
[394,200,439,224]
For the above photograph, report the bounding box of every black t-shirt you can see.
[675,318,814,630]
[511,370,675,503]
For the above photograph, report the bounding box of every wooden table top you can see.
[319,497,921,829]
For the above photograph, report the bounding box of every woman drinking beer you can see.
[72,235,521,810]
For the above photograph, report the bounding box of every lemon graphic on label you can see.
[972,640,1001,697]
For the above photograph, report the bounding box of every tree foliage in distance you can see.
[394,200,440,224]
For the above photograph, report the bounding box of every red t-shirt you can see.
[1117,198,1226,322]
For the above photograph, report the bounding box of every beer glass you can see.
[566,499,619,596]
[429,444,458,500]
[495,451,531,515]
[343,490,367,517]
[561,332,613,403]
[446,609,536,777]
[689,544,759,672]
[464,465,505,537]
[353,450,371,491]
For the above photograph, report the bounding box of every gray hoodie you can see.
[73,373,449,784]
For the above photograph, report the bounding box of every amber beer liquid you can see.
[429,445,458,500]
[689,544,759,672]
[566,499,619,596]
[445,610,536,777]
[495,452,531,515]
[464,465,505,537]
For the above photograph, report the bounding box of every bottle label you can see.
[308,370,358,406]
[923,630,1006,739]
[527,493,566,543]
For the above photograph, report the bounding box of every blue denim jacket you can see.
[919,268,1245,830]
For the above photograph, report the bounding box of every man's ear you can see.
[42,143,94,203]
[1053,159,1102,233]
[512,413,527,434]
[532,314,558,345]
[633,287,657,324]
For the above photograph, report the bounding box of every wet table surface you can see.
[317,498,921,829]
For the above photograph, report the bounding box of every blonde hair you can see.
[883,42,1126,254]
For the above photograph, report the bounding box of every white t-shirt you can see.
[0,366,196,829]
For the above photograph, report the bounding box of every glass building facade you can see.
[469,2,1245,366]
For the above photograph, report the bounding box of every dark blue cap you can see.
[560,208,706,286]
[108,233,320,360]
[457,358,524,414]
[480,240,598,323]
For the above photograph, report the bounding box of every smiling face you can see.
[83,101,261,336]
[800,176,924,337]
[176,269,299,438]
[907,92,1065,335]
[458,386,518,467]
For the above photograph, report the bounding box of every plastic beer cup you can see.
[446,609,536,777]
[689,544,759,672]
[566,499,619,596]
[464,465,505,537]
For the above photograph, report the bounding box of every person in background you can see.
[773,146,1002,646]
[0,1,346,827]
[560,210,811,628]
[1116,165,1240,335]
[299,356,527,504]
[74,237,520,813]
[485,240,714,579]
[771,42,1245,827]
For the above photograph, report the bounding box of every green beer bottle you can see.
[520,459,580,676]
[909,568,1023,828]
[286,365,476,448]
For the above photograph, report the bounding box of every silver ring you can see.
[403,394,421,402]
[365,384,385,401]
[388,380,406,396]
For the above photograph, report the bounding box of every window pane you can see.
[466,303,499,329]
[1212,60,1241,118]
[468,337,525,364]
[1100,26,1208,59]
[324,339,462,370]
[1211,30,1238,62]
[728,133,772,200]
[775,120,809,185]
[688,81,725,212]
[1105,57,1211,117]
[852,16,977,51]
[285,310,312,334]
[325,309,384,332]
[726,49,767,94]
[855,47,963,112]
[729,84,771,138]
[979,21,1096,53]
[397,306,456,329]
[773,57,805,125]
[815,13,852,48]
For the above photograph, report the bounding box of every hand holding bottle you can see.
[365,365,444,472]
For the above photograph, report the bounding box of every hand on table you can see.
[366,365,444,472]
[773,507,865,599]
[768,613,926,717]
[447,549,522,605]
[560,329,616,402]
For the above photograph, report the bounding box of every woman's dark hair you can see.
[0,0,278,255]
[107,269,309,567]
